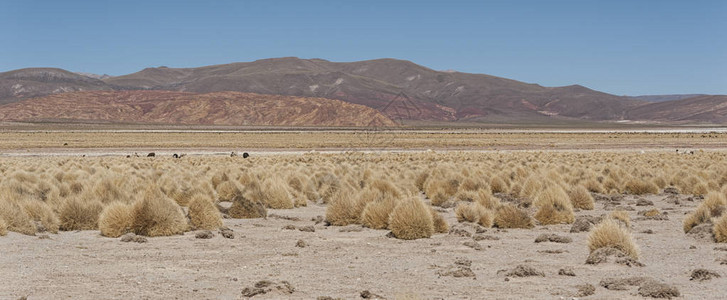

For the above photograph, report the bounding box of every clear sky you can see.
[1,0,725,95]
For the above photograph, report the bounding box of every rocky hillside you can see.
[0,90,395,127]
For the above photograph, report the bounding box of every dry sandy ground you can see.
[1,192,726,299]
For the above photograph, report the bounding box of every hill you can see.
[627,95,727,124]
[632,94,706,102]
[103,57,645,122]
[0,68,114,104]
[0,90,395,127]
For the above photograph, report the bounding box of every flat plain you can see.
[1,128,727,299]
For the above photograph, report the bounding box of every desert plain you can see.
[1,129,727,300]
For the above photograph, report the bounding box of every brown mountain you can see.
[103,57,645,122]
[628,95,727,124]
[0,90,395,127]
[0,68,114,104]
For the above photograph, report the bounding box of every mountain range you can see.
[0,57,725,126]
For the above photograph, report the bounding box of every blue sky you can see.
[1,0,725,95]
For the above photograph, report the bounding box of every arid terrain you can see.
[2,150,727,299]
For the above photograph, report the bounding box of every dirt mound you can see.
[600,276,679,298]
[570,215,601,233]
[241,280,295,298]
[690,269,721,282]
[534,233,572,243]
[638,280,680,298]
[686,223,714,241]
[120,233,147,243]
[586,247,644,267]
[499,265,545,277]
[195,230,214,239]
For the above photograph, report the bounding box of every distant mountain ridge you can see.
[1,57,726,125]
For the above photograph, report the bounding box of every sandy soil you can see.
[1,192,725,299]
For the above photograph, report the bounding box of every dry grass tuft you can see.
[493,204,534,229]
[588,219,639,260]
[534,186,575,225]
[714,214,727,243]
[228,193,267,219]
[326,189,366,226]
[188,194,223,230]
[388,198,434,240]
[99,202,133,237]
[610,210,631,227]
[684,205,711,233]
[360,197,397,229]
[568,185,595,210]
[59,197,104,231]
[21,200,60,233]
[428,207,449,233]
[702,191,727,218]
[0,217,7,236]
[455,202,493,227]
[624,178,659,195]
[130,185,188,237]
[261,178,294,209]
[0,199,35,235]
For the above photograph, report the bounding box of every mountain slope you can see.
[628,95,727,124]
[103,57,646,122]
[0,90,395,127]
[0,68,114,104]
[632,94,706,102]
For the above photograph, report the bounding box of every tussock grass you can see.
[130,185,188,237]
[455,202,493,227]
[494,204,534,229]
[534,185,575,225]
[0,217,7,236]
[21,200,60,233]
[59,197,104,231]
[188,194,223,230]
[99,202,133,237]
[326,188,366,226]
[588,219,639,259]
[610,210,631,227]
[624,178,659,195]
[0,199,35,235]
[429,207,449,233]
[714,214,727,243]
[684,205,712,233]
[568,185,594,210]
[261,177,294,209]
[228,193,267,219]
[388,198,434,240]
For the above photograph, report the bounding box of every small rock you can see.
[575,284,595,297]
[454,257,472,267]
[298,225,315,232]
[636,198,654,206]
[473,234,500,241]
[690,269,721,282]
[195,230,214,239]
[219,227,235,239]
[534,233,572,243]
[360,290,386,299]
[637,279,680,298]
[312,215,324,224]
[120,233,147,243]
[37,234,51,240]
[463,241,483,251]
[558,267,576,276]
[499,265,545,277]
[295,239,307,248]
[282,224,296,230]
